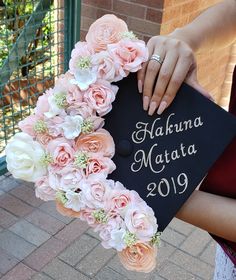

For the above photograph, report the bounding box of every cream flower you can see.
[64,189,85,212]
[5,132,47,182]
[61,115,84,139]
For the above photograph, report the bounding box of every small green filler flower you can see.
[56,191,68,205]
[40,153,53,166]
[34,120,48,134]
[92,209,108,224]
[81,120,94,134]
[74,152,89,169]
[124,231,137,247]
[54,92,68,108]
[77,57,91,70]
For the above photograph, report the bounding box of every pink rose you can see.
[67,102,94,118]
[55,72,83,105]
[69,42,94,75]
[19,114,40,137]
[91,51,123,82]
[85,155,116,177]
[46,115,65,137]
[79,207,98,227]
[75,128,114,158]
[80,174,111,208]
[99,216,126,251]
[36,133,54,146]
[108,38,148,73]
[124,204,158,241]
[84,80,118,116]
[46,138,75,168]
[118,243,157,273]
[86,14,128,52]
[48,165,83,192]
[35,176,56,201]
[106,189,141,216]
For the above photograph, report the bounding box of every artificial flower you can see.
[5,132,47,182]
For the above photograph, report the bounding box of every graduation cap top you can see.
[104,73,236,231]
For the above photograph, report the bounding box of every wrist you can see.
[169,27,200,52]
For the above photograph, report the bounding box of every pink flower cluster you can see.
[7,14,160,273]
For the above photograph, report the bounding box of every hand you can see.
[137,35,213,115]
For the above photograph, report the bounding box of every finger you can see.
[148,51,178,115]
[156,57,192,115]
[143,48,165,111]
[137,62,148,93]
[137,39,154,94]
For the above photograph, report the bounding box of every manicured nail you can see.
[143,96,149,111]
[148,101,157,115]
[157,101,167,115]
[138,80,143,93]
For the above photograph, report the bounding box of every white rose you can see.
[61,115,83,139]
[5,132,47,182]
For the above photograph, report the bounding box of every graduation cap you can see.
[104,73,236,232]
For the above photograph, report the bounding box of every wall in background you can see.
[81,0,236,108]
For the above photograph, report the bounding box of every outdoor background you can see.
[0,0,235,279]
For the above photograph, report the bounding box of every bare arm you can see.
[172,0,236,52]
[176,190,236,242]
[138,0,236,115]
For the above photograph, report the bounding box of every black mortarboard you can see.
[104,73,236,231]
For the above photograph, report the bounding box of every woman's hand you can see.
[137,35,212,116]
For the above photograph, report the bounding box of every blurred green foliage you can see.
[0,0,53,76]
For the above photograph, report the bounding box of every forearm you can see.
[170,0,236,52]
[176,190,236,242]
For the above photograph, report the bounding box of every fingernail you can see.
[138,80,142,93]
[143,96,149,111]
[148,101,157,115]
[157,101,167,115]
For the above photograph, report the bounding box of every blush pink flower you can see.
[46,138,75,168]
[99,216,126,251]
[84,80,118,116]
[85,155,116,177]
[69,41,94,75]
[79,207,98,227]
[105,189,141,216]
[67,101,94,118]
[48,165,83,192]
[86,115,105,131]
[34,92,51,118]
[36,133,54,147]
[75,128,114,158]
[86,14,128,52]
[55,72,83,105]
[35,176,56,201]
[108,38,148,74]
[91,51,123,82]
[19,114,40,137]
[118,243,157,273]
[46,115,65,137]
[124,204,158,241]
[80,174,111,208]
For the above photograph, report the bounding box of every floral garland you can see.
[5,14,161,273]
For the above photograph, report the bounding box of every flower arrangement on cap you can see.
[5,14,161,273]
